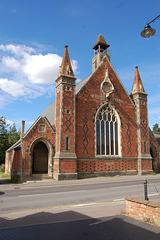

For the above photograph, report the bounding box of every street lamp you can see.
[141,14,160,38]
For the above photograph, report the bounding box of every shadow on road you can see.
[0,211,160,240]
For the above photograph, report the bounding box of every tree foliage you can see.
[152,123,160,134]
[0,117,20,164]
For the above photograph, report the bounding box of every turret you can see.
[92,34,110,73]
[54,45,77,180]
[131,66,152,175]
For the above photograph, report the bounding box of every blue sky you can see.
[0,0,159,132]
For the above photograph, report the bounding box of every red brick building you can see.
[5,35,160,181]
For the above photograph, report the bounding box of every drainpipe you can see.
[21,121,25,182]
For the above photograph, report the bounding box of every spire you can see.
[131,66,147,95]
[58,45,75,77]
[92,34,110,53]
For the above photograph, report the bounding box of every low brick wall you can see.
[125,196,160,226]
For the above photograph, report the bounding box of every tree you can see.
[0,117,9,164]
[0,116,9,135]
[8,124,20,146]
[0,117,20,164]
[152,123,160,134]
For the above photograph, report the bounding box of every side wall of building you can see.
[5,148,22,179]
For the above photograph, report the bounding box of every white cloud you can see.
[15,120,34,126]
[23,53,62,84]
[6,119,14,125]
[2,56,21,71]
[0,44,35,56]
[25,121,34,125]
[0,78,24,97]
[71,59,79,74]
[0,95,12,108]
[0,43,79,105]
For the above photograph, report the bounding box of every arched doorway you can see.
[32,141,48,174]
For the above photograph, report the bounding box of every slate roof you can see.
[41,101,56,126]
[76,74,91,94]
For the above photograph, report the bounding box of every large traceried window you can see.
[96,104,120,156]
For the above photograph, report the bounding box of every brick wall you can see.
[24,117,55,174]
[77,159,137,172]
[76,57,138,163]
[5,151,10,175]
[62,85,75,152]
[55,85,61,153]
[11,149,22,172]
[142,159,152,170]
[126,196,160,226]
[60,159,76,173]
[140,97,150,154]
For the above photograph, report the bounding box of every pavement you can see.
[1,173,160,189]
[0,214,160,240]
[0,174,160,239]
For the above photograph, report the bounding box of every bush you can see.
[150,172,157,175]
[0,164,5,172]
[1,172,10,178]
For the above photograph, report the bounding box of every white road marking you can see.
[113,198,125,201]
[148,193,159,197]
[73,203,95,207]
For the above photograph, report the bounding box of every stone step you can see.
[25,174,52,181]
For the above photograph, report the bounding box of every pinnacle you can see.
[58,45,75,77]
[131,66,146,95]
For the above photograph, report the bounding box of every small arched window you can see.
[96,104,120,156]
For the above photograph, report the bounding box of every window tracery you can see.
[96,104,120,156]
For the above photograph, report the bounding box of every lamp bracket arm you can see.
[148,14,160,25]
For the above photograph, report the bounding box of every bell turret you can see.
[92,34,110,72]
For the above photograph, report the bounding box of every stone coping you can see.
[125,196,160,208]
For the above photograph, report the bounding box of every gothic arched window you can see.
[96,104,120,156]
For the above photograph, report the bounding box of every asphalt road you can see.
[0,176,160,213]
[0,175,160,240]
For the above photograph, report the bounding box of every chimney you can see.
[21,120,25,137]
